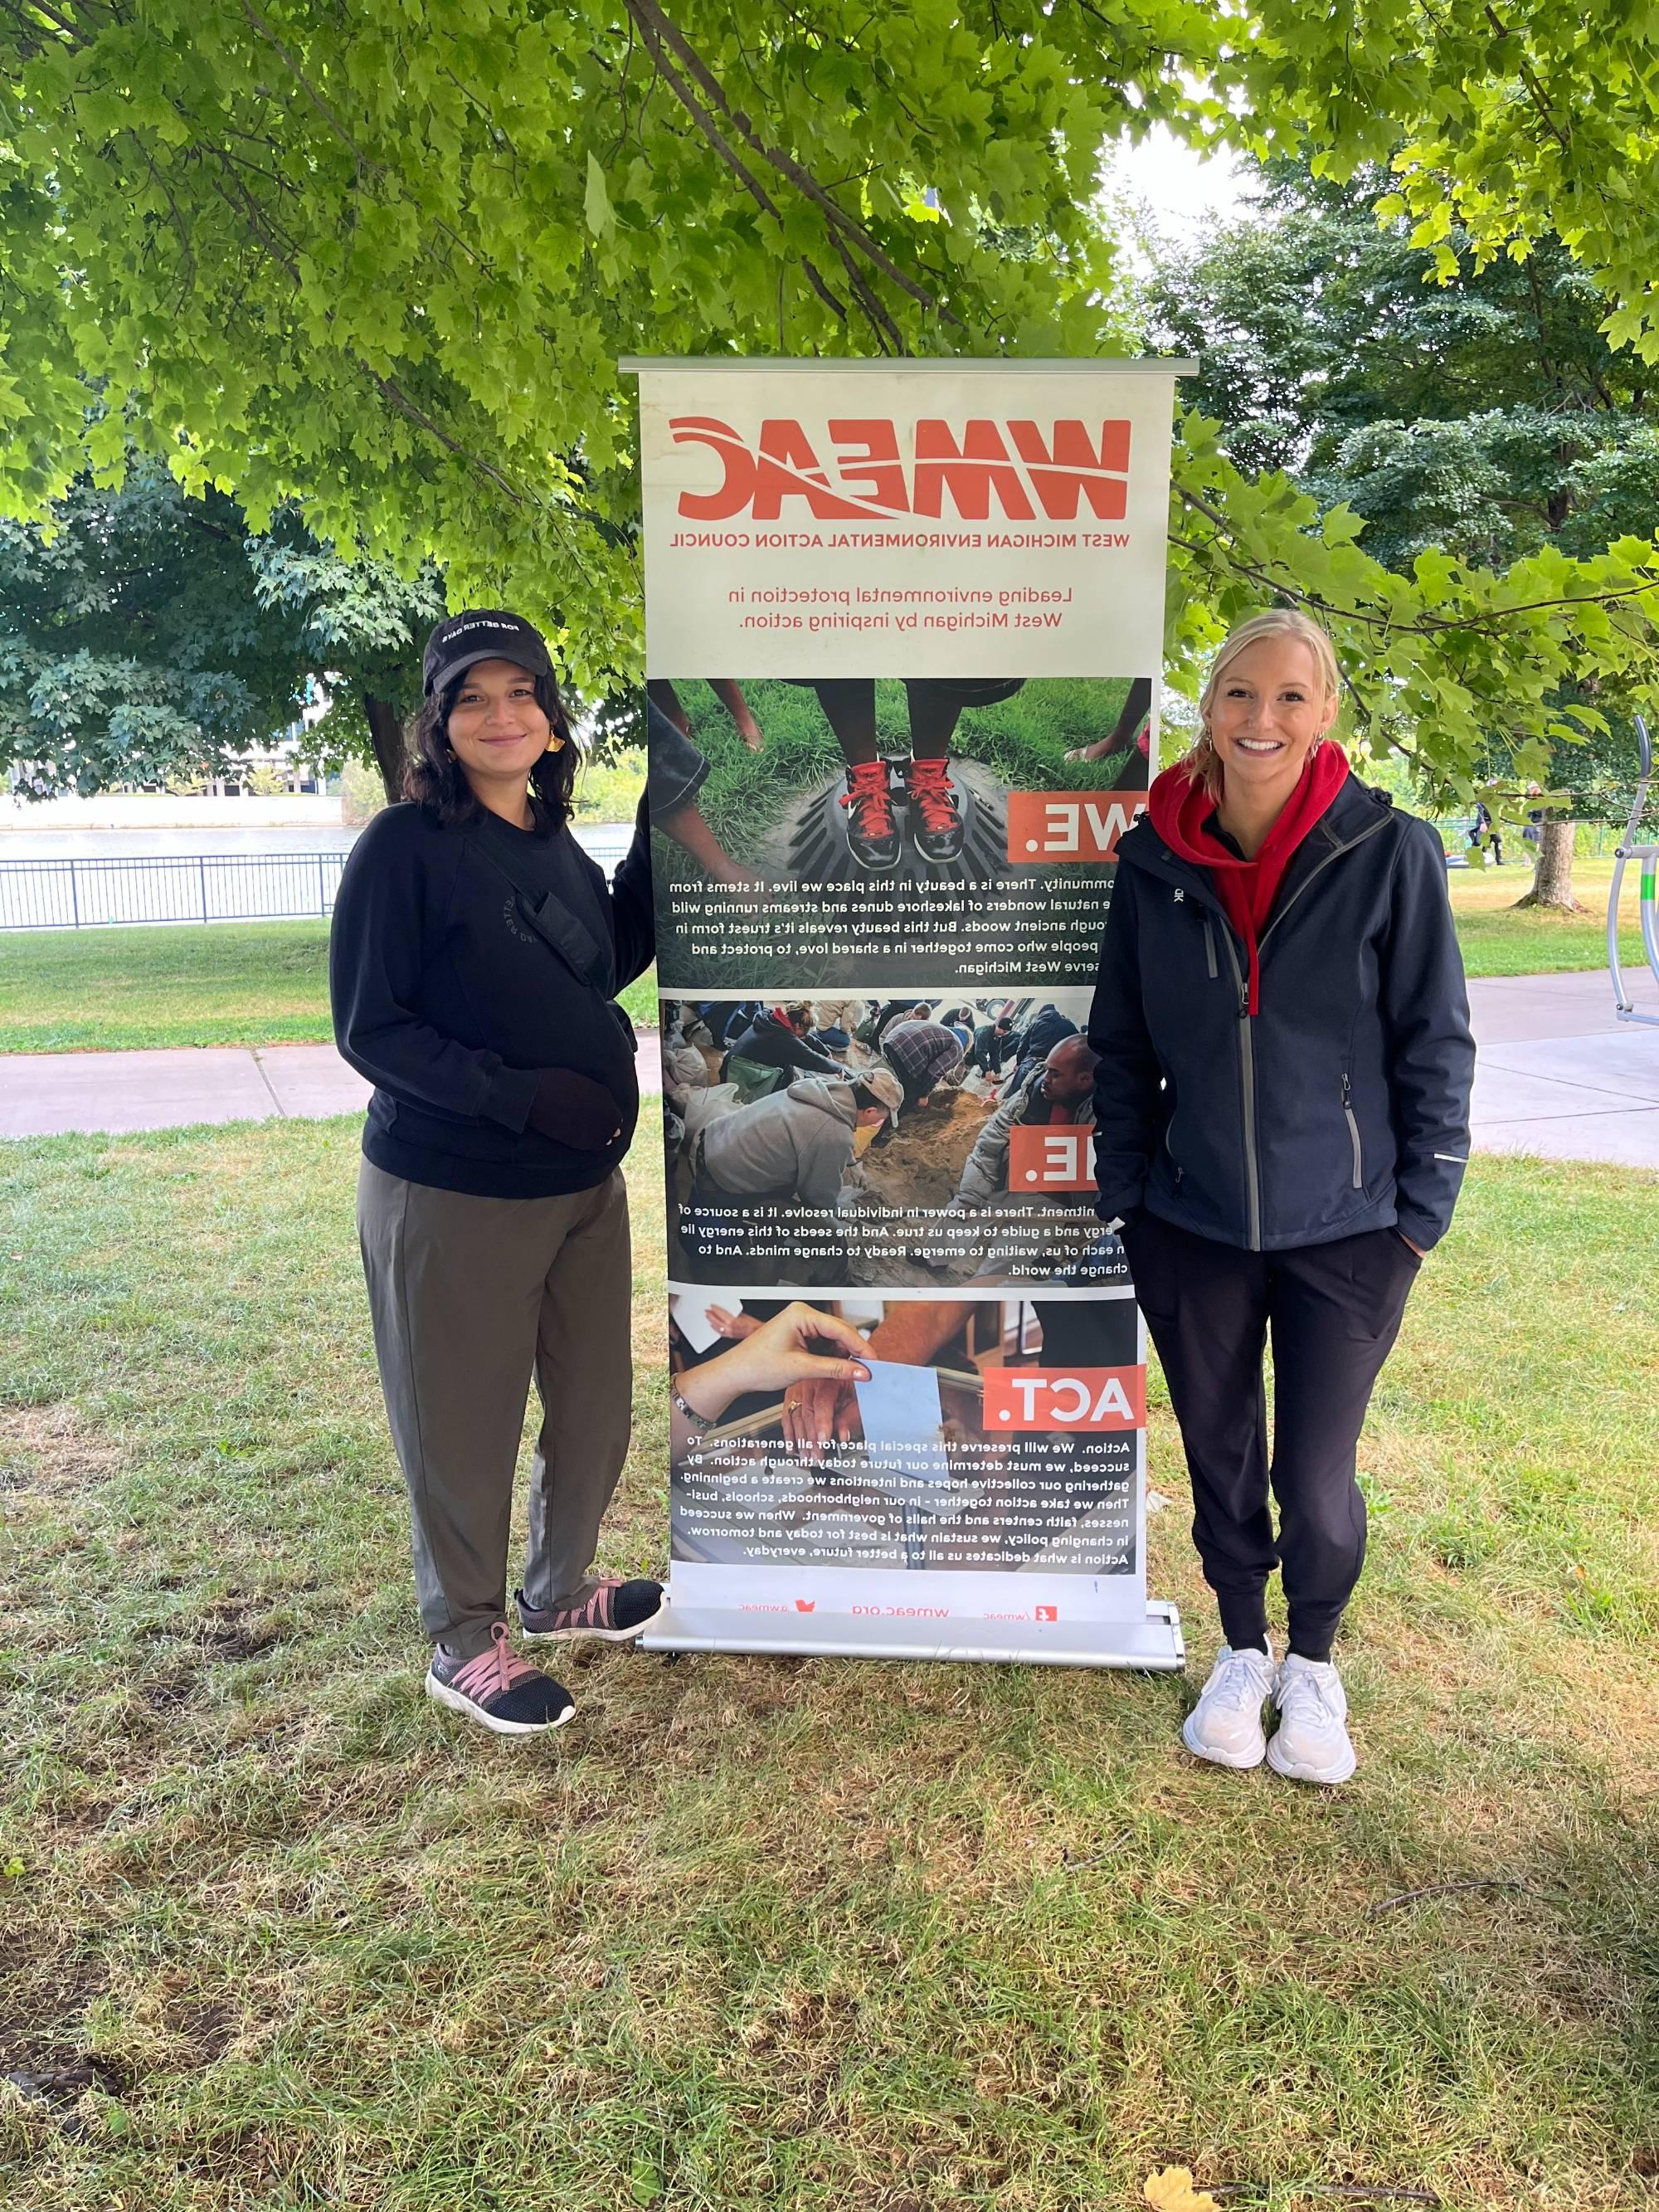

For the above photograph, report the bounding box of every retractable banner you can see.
[625,358,1189,1670]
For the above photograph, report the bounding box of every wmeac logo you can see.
[670,416,1131,524]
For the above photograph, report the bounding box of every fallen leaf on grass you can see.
[1144,2168,1219,2211]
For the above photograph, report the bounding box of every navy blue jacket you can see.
[1087,777,1473,1253]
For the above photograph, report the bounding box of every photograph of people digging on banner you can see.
[660,990,1124,1289]
[666,1293,1140,1578]
[648,674,1155,990]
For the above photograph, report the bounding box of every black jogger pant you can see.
[1121,1207,1422,1658]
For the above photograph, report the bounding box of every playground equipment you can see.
[1609,714,1659,1027]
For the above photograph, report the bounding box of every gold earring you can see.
[544,733,566,753]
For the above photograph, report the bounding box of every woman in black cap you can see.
[330,610,663,1736]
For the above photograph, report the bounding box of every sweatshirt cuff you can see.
[482,1063,540,1133]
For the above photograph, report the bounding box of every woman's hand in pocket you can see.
[527,1069,623,1148]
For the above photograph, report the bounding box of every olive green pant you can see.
[357,1160,634,1661]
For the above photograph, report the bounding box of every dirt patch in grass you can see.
[0,1404,122,1494]
[129,1603,289,1711]
[0,1926,119,2112]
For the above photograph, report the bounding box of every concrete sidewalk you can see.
[2,975,1657,1167]
[1,1033,663,1138]
[1467,970,1659,1168]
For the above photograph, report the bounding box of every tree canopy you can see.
[0,460,300,797]
[1227,3,1659,367]
[1151,163,1658,569]
[1149,160,1658,816]
[0,457,440,795]
[2,0,1658,806]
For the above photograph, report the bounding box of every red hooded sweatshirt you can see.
[1147,748,1350,1014]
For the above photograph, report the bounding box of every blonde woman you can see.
[1087,610,1473,1784]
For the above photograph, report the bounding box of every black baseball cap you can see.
[422,610,555,698]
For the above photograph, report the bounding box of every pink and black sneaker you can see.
[426,1621,575,1735]
[515,1578,666,1644]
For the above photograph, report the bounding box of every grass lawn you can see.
[0,921,659,1053]
[1,1129,1655,2210]
[1447,853,1651,979]
[1,848,1651,1057]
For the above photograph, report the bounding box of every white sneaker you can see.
[1180,1642,1276,1769]
[1266,1653,1356,1786]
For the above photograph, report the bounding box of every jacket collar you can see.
[1117,776,1394,915]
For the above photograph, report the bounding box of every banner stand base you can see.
[640,1601,1184,1672]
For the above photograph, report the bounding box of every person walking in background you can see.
[332,610,664,1739]
[1089,609,1473,1786]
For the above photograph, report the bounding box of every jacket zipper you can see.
[1218,929,1262,1250]
[1256,814,1394,955]
[1135,807,1395,1253]
[1202,915,1218,979]
[1341,1072,1364,1189]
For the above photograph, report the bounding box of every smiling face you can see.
[1204,635,1339,804]
[443,658,552,797]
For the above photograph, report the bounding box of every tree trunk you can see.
[1514,818,1584,912]
[362,694,406,806]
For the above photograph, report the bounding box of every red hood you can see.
[1146,748,1351,1012]
[1147,745,1350,869]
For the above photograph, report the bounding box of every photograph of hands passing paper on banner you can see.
[667,1292,1141,1580]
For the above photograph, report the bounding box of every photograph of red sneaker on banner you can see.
[806,675,1020,873]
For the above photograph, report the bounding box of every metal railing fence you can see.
[0,826,634,932]
[0,852,347,932]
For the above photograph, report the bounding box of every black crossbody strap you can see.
[474,828,637,1060]
[476,831,615,994]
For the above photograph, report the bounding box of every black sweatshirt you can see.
[329,797,654,1198]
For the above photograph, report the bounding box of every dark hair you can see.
[401,668,577,830]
